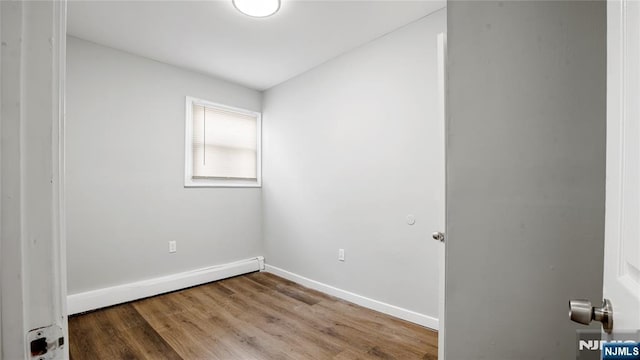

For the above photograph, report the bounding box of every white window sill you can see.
[184,178,261,188]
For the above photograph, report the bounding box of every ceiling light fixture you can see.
[232,0,280,18]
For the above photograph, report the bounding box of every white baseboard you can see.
[264,264,439,330]
[68,256,264,315]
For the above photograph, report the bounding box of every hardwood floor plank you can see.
[212,277,344,359]
[314,299,438,350]
[69,272,438,360]
[185,282,308,359]
[69,304,181,360]
[310,302,436,359]
[235,274,434,359]
[246,273,437,358]
[250,272,334,303]
[138,285,300,359]
[134,292,248,359]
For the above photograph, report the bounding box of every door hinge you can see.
[28,325,64,359]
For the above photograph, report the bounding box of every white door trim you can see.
[437,31,447,360]
[0,1,68,358]
[604,0,640,332]
[53,1,69,357]
[1,2,28,357]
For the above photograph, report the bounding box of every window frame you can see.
[184,96,262,188]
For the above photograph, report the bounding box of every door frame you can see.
[0,1,68,358]
[55,1,70,356]
[437,31,447,360]
[603,0,640,332]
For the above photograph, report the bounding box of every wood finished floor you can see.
[69,272,437,360]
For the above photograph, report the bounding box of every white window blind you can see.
[191,103,258,180]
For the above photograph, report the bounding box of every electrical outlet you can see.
[169,241,177,253]
[338,249,345,262]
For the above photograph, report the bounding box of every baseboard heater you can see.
[67,256,265,315]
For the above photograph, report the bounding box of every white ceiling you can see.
[67,0,445,91]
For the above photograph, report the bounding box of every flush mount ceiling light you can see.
[233,0,281,18]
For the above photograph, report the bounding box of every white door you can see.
[604,0,640,332]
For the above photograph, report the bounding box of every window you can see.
[184,96,261,187]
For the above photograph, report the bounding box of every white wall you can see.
[262,10,445,322]
[66,37,263,295]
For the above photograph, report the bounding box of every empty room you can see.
[64,0,445,358]
[2,0,640,359]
